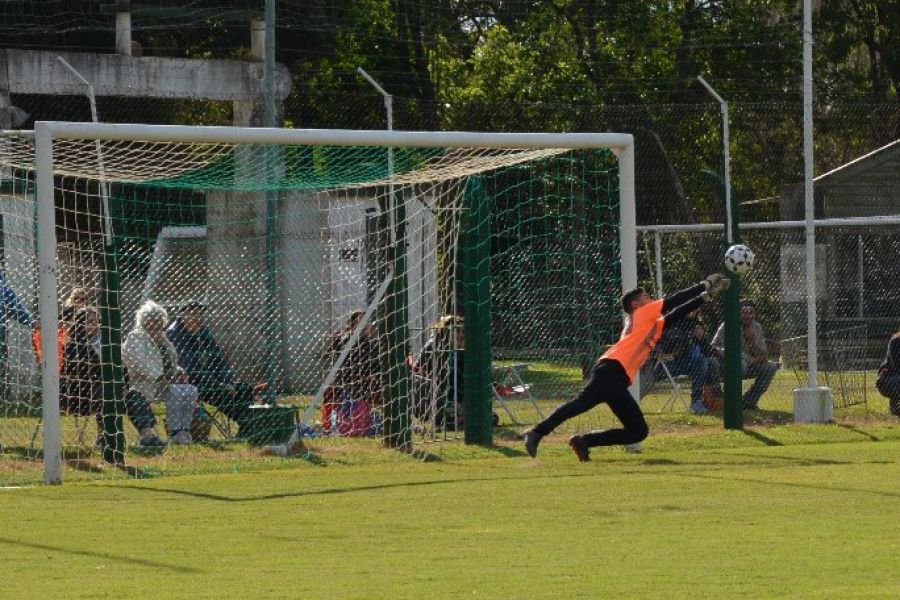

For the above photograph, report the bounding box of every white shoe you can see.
[625,443,643,454]
[170,430,193,445]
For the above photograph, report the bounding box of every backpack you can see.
[322,387,377,436]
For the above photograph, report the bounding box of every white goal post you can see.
[33,122,636,483]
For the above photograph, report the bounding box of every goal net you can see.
[1,125,632,484]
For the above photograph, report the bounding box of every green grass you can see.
[2,364,896,486]
[2,425,900,599]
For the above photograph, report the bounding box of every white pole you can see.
[697,76,733,244]
[357,67,395,237]
[802,0,818,388]
[55,57,112,245]
[654,230,664,296]
[793,0,832,423]
[857,235,865,318]
[35,123,62,484]
[38,122,635,150]
[617,142,641,452]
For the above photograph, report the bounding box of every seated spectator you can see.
[121,301,183,447]
[412,315,465,430]
[166,300,254,437]
[711,299,778,410]
[57,287,90,372]
[875,329,900,417]
[33,286,90,374]
[61,306,163,449]
[656,308,723,414]
[322,310,381,436]
[61,287,89,326]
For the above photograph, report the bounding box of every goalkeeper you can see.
[524,274,731,461]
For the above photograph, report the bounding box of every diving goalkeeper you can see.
[524,274,731,461]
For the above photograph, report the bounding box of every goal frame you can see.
[34,121,636,483]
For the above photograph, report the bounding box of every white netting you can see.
[0,130,622,483]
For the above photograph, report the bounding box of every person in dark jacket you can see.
[60,306,161,449]
[876,330,900,417]
[412,315,464,430]
[656,308,723,413]
[165,300,253,434]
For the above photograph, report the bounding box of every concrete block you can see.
[793,387,833,423]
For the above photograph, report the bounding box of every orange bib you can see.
[600,299,666,383]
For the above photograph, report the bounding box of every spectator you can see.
[657,308,723,414]
[56,287,90,373]
[1,271,35,401]
[322,310,381,436]
[61,287,89,327]
[121,301,179,447]
[711,299,778,410]
[875,330,900,417]
[166,300,253,437]
[61,306,162,449]
[412,315,465,430]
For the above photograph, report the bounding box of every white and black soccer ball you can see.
[724,244,755,274]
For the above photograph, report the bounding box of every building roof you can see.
[814,138,900,189]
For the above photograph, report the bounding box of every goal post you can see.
[29,122,634,483]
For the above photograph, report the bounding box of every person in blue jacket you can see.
[1,271,34,400]
[166,300,254,435]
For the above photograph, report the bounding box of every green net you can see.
[0,132,622,483]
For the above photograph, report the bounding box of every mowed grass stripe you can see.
[1,439,898,599]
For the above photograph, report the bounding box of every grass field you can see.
[0,366,893,484]
[3,421,900,599]
[3,363,899,597]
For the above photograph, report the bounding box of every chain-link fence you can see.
[635,221,900,416]
[3,4,900,483]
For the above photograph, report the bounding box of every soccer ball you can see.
[724,244,755,274]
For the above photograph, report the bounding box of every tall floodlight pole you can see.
[802,0,817,389]
[56,56,126,464]
[262,0,278,402]
[263,0,276,127]
[357,67,395,209]
[697,76,733,245]
[793,0,833,422]
[56,57,111,243]
[356,67,412,448]
[698,75,742,430]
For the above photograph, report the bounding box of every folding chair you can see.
[492,363,543,425]
[653,353,691,412]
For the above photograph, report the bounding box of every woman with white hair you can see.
[122,300,196,446]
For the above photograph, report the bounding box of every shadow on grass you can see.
[741,428,783,446]
[673,468,900,499]
[486,445,529,458]
[106,470,601,503]
[639,458,680,466]
[0,536,202,573]
[716,451,846,466]
[834,423,881,442]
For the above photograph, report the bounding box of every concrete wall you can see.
[2,48,291,101]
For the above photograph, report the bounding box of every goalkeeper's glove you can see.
[702,273,727,291]
[707,277,731,298]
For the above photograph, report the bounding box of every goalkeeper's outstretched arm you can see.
[661,283,707,314]
[661,273,729,330]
